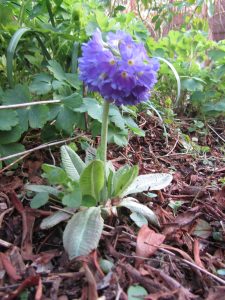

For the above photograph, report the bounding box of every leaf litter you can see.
[0,115,224,299]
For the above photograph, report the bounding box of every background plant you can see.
[0,0,224,167]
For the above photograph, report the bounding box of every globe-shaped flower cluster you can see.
[78,29,159,106]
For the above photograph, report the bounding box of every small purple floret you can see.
[78,29,159,106]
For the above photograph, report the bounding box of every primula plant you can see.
[26,30,172,260]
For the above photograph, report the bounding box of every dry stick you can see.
[0,100,61,110]
[208,124,225,143]
[0,238,12,248]
[0,135,85,162]
[0,154,29,174]
[105,225,225,284]
[157,246,225,285]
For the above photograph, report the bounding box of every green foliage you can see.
[148,29,225,117]
[0,0,151,164]
[127,285,148,300]
[80,160,105,202]
[26,144,172,259]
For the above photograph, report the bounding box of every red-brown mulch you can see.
[0,115,224,300]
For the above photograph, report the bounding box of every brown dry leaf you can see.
[193,239,205,269]
[163,206,202,237]
[0,252,21,281]
[35,276,43,300]
[83,262,98,300]
[214,186,225,208]
[136,225,165,265]
[192,219,212,239]
[8,246,26,275]
[161,244,194,262]
[206,286,225,300]
[5,275,40,300]
[9,192,36,260]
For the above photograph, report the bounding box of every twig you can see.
[49,206,75,215]
[0,154,29,174]
[208,124,225,143]
[0,100,61,110]
[159,133,180,157]
[158,246,225,285]
[0,238,12,248]
[0,135,84,162]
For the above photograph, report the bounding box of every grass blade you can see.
[7,28,51,87]
[155,56,181,107]
[7,27,30,87]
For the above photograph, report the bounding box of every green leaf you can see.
[81,195,96,207]
[28,105,49,128]
[193,219,212,239]
[30,192,49,208]
[55,106,77,133]
[155,56,181,106]
[62,189,82,208]
[83,98,103,122]
[61,145,86,181]
[108,126,128,146]
[65,73,81,89]
[120,197,160,227]
[208,49,225,61]
[42,164,68,185]
[99,259,114,274]
[47,60,67,81]
[122,173,173,197]
[124,117,145,137]
[0,143,25,165]
[25,184,60,196]
[181,78,203,91]
[203,100,225,115]
[71,42,79,74]
[29,73,52,95]
[217,269,225,276]
[40,209,73,230]
[168,200,186,215]
[0,110,18,131]
[63,207,104,259]
[61,93,83,110]
[7,27,31,87]
[127,285,148,300]
[80,160,105,202]
[130,212,148,228]
[0,125,24,144]
[3,85,30,132]
[85,146,97,164]
[109,106,125,130]
[3,84,31,105]
[112,165,139,198]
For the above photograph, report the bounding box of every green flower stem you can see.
[100,100,110,164]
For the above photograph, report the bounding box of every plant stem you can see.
[18,0,26,26]
[45,0,56,27]
[100,101,110,164]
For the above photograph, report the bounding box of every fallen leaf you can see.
[6,275,40,300]
[193,239,205,269]
[0,252,21,281]
[163,206,202,237]
[83,262,98,300]
[136,225,165,265]
[192,219,212,239]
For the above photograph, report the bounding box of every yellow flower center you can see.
[100,72,107,79]
[121,71,127,78]
[128,59,134,66]
[110,59,116,65]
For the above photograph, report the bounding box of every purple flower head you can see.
[78,29,159,106]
